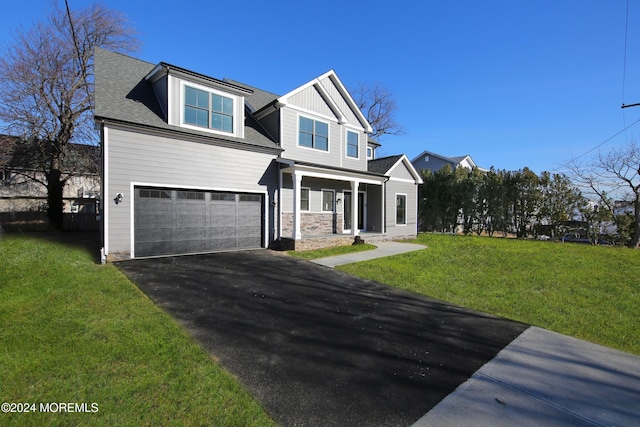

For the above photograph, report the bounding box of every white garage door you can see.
[134,187,263,257]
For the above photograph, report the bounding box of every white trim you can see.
[287,103,340,124]
[366,146,374,160]
[179,81,244,138]
[321,188,336,212]
[388,176,418,184]
[386,154,424,184]
[342,190,366,233]
[297,113,331,153]
[102,125,109,255]
[345,129,360,159]
[280,163,385,186]
[395,193,408,226]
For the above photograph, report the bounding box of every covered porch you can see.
[277,159,387,245]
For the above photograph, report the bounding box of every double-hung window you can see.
[346,131,359,158]
[396,194,407,225]
[300,188,310,211]
[184,86,234,133]
[299,116,329,151]
[322,190,335,212]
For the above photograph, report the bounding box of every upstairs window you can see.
[366,146,374,159]
[184,86,234,133]
[346,131,359,158]
[299,116,329,151]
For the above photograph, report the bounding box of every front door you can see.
[344,191,365,231]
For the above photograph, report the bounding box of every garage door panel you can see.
[209,237,237,250]
[136,215,172,228]
[137,227,173,241]
[210,226,237,237]
[136,241,173,257]
[135,187,263,257]
[176,216,207,227]
[174,227,207,240]
[211,205,237,216]
[175,239,207,254]
[210,215,236,227]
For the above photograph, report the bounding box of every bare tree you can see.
[0,1,138,229]
[569,142,640,248]
[352,82,405,140]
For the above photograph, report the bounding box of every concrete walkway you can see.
[311,241,427,267]
[414,326,640,427]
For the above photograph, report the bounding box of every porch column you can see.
[351,180,359,237]
[292,171,302,240]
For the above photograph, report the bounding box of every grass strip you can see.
[288,243,376,260]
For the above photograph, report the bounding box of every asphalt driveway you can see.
[117,250,527,426]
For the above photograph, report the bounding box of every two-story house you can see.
[95,49,422,260]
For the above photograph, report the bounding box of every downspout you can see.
[383,176,389,234]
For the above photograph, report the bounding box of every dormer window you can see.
[367,146,374,159]
[184,85,234,133]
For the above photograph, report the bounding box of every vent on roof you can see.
[424,155,429,162]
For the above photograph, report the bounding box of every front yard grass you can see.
[0,233,275,426]
[338,233,640,356]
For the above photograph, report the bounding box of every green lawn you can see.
[0,234,275,426]
[338,233,640,356]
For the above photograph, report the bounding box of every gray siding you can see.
[280,108,342,166]
[385,180,418,237]
[289,85,334,117]
[388,161,416,181]
[104,125,278,256]
[280,79,369,172]
[259,109,280,144]
[150,75,168,120]
[319,75,363,128]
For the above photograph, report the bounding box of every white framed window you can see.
[181,83,242,137]
[299,116,329,151]
[322,189,335,212]
[366,146,374,159]
[396,194,407,225]
[300,188,310,211]
[346,130,359,158]
[184,85,234,132]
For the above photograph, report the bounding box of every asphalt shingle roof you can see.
[368,155,403,174]
[94,48,281,152]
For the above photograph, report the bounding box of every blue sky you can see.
[2,0,640,174]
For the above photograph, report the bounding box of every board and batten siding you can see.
[385,179,419,237]
[318,75,363,128]
[288,85,334,118]
[104,125,278,256]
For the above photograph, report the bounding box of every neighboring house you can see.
[95,49,422,260]
[613,200,634,216]
[0,134,100,230]
[411,149,483,173]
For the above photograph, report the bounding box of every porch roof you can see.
[278,158,386,185]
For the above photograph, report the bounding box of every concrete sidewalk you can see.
[414,326,640,427]
[311,241,427,267]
